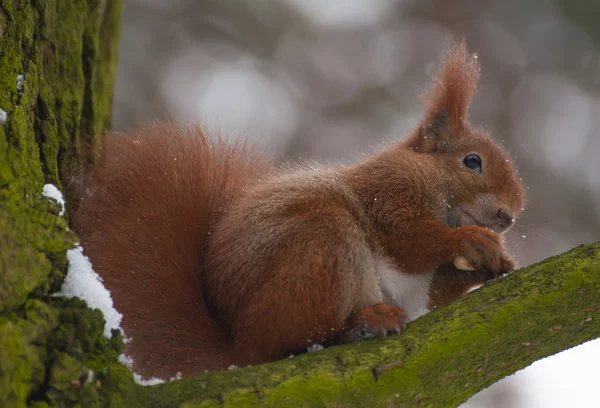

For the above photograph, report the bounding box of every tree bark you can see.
[0,0,123,406]
[1,1,599,407]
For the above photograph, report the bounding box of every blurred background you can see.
[112,0,600,406]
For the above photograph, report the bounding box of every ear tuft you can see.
[421,41,480,132]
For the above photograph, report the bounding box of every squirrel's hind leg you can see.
[230,205,382,363]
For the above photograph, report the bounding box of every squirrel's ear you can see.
[405,41,480,152]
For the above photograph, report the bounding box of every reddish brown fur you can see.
[71,122,269,378]
[428,265,490,309]
[71,43,524,380]
[422,42,480,134]
[344,303,408,342]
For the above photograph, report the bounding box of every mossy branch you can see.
[97,243,599,408]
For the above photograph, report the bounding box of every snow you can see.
[42,184,66,216]
[17,74,24,92]
[135,375,166,386]
[118,354,183,386]
[464,284,483,294]
[307,343,324,353]
[0,109,7,123]
[43,182,177,385]
[513,338,600,407]
[47,184,122,339]
[56,245,123,338]
[118,354,167,386]
[117,353,133,367]
[462,338,600,408]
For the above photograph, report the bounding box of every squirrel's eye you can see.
[463,154,483,173]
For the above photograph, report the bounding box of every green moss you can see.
[0,0,123,406]
[0,0,34,111]
[42,298,121,408]
[0,300,58,407]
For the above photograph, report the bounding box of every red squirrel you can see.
[71,43,525,380]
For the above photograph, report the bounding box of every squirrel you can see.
[70,42,525,380]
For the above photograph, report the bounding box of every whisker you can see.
[504,229,529,251]
[512,223,555,244]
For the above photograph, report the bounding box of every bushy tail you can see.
[70,122,268,379]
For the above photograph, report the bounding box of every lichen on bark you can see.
[0,0,123,406]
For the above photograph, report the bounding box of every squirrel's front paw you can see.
[452,225,514,275]
[342,303,408,343]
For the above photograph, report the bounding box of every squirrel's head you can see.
[403,42,525,234]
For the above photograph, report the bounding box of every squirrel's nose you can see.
[496,208,515,229]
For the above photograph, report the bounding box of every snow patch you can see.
[118,353,134,367]
[42,184,66,216]
[465,284,484,294]
[118,354,183,386]
[17,74,24,92]
[307,343,324,353]
[411,307,431,320]
[85,369,95,384]
[48,184,122,339]
[56,245,123,338]
[43,182,181,386]
[134,374,165,386]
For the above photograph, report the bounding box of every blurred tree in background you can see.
[115,0,600,267]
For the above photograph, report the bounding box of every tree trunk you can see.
[0,0,123,406]
[1,1,599,407]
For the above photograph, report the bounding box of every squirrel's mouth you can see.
[456,208,508,234]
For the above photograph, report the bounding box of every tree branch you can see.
[101,242,600,407]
